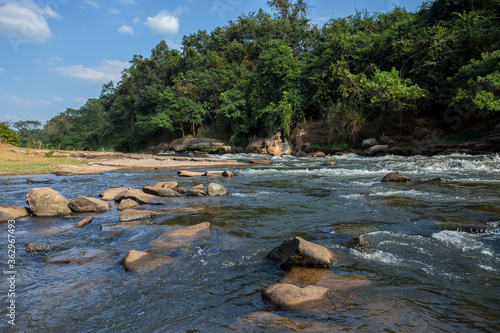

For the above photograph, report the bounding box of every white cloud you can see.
[109,8,120,15]
[54,59,129,85]
[145,10,179,35]
[0,1,59,45]
[10,96,52,106]
[86,1,99,9]
[118,24,133,35]
[52,97,64,102]
[132,17,140,24]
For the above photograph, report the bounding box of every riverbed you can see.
[1,153,499,332]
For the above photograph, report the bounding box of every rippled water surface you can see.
[1,153,500,332]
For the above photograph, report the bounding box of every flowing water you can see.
[1,153,500,332]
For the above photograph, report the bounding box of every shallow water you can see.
[1,153,500,332]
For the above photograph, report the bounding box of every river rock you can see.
[265,132,292,156]
[222,170,236,177]
[233,311,337,332]
[283,267,371,291]
[381,171,413,182]
[362,138,379,148]
[0,206,30,222]
[324,162,337,166]
[25,187,72,217]
[69,196,111,213]
[151,222,211,248]
[187,187,207,197]
[143,186,182,197]
[366,145,389,156]
[26,243,59,253]
[75,216,93,228]
[3,180,14,185]
[119,209,162,222]
[154,181,178,189]
[117,199,140,210]
[178,170,206,177]
[207,183,228,196]
[312,152,326,158]
[45,248,116,265]
[267,237,336,269]
[204,171,225,176]
[99,187,129,200]
[115,189,166,205]
[121,250,172,272]
[262,284,332,311]
[175,187,187,194]
[343,236,370,249]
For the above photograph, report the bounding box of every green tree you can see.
[0,122,20,146]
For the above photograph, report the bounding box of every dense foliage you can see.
[19,0,500,151]
[0,122,20,146]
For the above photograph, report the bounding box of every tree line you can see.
[3,0,500,151]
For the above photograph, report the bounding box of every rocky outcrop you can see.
[207,183,228,196]
[262,284,332,311]
[99,187,130,200]
[75,216,93,228]
[267,237,337,269]
[245,132,292,156]
[381,171,413,182]
[362,138,379,148]
[25,187,72,217]
[122,250,172,272]
[0,206,30,222]
[365,145,389,156]
[69,196,111,213]
[169,137,227,153]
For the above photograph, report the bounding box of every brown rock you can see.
[69,196,111,213]
[324,162,336,166]
[3,180,14,185]
[99,187,129,200]
[75,216,93,228]
[154,181,179,189]
[26,243,58,253]
[222,170,236,177]
[204,171,225,176]
[249,160,273,165]
[313,152,326,158]
[143,186,182,197]
[150,222,211,248]
[267,237,337,269]
[121,250,172,272]
[187,188,207,197]
[0,206,30,222]
[381,171,413,182]
[117,199,140,211]
[177,170,205,177]
[262,284,332,311]
[175,187,187,194]
[114,189,167,205]
[25,187,72,217]
[207,183,228,196]
[283,268,371,291]
[119,209,162,222]
[343,236,370,249]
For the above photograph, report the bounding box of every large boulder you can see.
[121,250,172,272]
[0,206,30,222]
[207,183,228,196]
[262,284,332,311]
[381,171,413,182]
[69,196,111,213]
[170,137,226,152]
[267,237,336,269]
[265,132,292,156]
[366,145,389,156]
[362,138,379,148]
[115,189,166,205]
[25,187,72,217]
[117,199,140,211]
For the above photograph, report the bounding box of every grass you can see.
[0,146,87,175]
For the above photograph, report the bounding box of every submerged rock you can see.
[45,248,116,265]
[3,180,14,185]
[25,187,72,217]
[283,267,371,291]
[119,209,162,222]
[151,222,211,248]
[233,311,338,332]
[121,250,172,272]
[381,171,413,183]
[69,196,111,213]
[267,237,337,269]
[262,284,332,311]
[26,243,59,253]
[343,236,370,249]
[75,216,93,228]
[207,183,228,196]
[0,206,30,222]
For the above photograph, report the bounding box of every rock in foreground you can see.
[262,284,331,311]
[267,237,336,269]
[381,171,413,182]
[25,187,72,217]
[0,206,30,222]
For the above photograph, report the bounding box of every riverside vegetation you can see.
[2,0,500,152]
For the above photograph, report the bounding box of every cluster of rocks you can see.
[262,236,370,311]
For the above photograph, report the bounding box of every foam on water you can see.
[431,230,483,252]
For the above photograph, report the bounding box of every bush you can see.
[0,123,20,146]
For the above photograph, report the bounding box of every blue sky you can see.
[0,0,422,125]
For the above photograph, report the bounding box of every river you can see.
[1,153,499,332]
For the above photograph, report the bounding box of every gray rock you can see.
[143,186,182,197]
[362,138,379,148]
[207,183,228,196]
[119,209,162,222]
[366,145,389,156]
[99,187,130,200]
[69,196,111,213]
[25,187,72,217]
